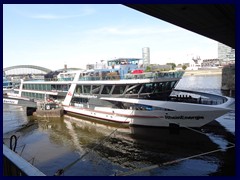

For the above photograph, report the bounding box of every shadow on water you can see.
[91,126,221,175]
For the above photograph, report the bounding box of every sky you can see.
[3,4,218,70]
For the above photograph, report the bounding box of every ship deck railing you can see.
[169,96,227,105]
[22,71,184,82]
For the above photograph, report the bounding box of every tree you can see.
[182,65,187,70]
[145,66,152,72]
[166,63,176,70]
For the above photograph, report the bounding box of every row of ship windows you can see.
[21,81,177,95]
[22,92,45,99]
[22,84,70,91]
[75,81,177,95]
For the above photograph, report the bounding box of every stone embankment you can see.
[183,69,222,76]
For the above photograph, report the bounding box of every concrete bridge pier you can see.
[221,64,235,97]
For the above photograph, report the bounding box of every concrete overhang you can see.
[124,4,235,49]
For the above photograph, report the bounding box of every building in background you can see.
[186,56,202,70]
[142,47,150,67]
[218,42,235,64]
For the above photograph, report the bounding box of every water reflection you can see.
[5,114,233,176]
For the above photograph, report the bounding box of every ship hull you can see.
[63,104,230,128]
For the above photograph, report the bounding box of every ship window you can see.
[153,82,164,93]
[126,85,141,94]
[75,85,82,94]
[51,84,56,90]
[83,85,91,94]
[62,85,68,91]
[92,85,101,94]
[101,85,113,94]
[57,85,63,91]
[40,84,44,90]
[46,84,51,91]
[166,82,172,90]
[141,83,155,93]
[112,85,126,94]
[171,81,177,89]
[161,82,167,91]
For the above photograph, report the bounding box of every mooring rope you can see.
[116,145,235,176]
[54,110,133,176]
[114,111,235,176]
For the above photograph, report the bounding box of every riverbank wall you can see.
[183,69,222,76]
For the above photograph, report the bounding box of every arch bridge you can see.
[3,65,52,76]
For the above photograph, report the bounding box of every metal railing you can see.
[3,144,46,176]
[22,71,184,82]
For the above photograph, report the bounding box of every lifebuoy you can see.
[46,105,51,110]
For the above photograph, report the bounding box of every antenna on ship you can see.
[64,64,67,72]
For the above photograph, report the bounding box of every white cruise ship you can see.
[16,58,234,128]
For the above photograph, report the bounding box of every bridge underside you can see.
[125,4,235,49]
